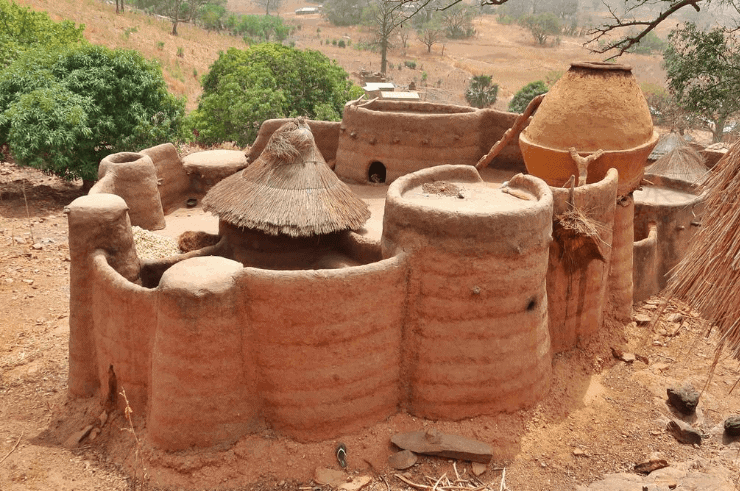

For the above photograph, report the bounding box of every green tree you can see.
[521,12,561,46]
[465,75,498,108]
[664,23,740,142]
[253,0,283,15]
[0,44,185,180]
[187,44,363,145]
[0,0,85,68]
[322,0,367,26]
[508,80,548,113]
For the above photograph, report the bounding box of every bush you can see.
[465,75,498,108]
[508,80,548,113]
[187,43,363,146]
[521,13,562,46]
[404,60,417,69]
[338,39,346,48]
[628,31,667,55]
[0,44,184,180]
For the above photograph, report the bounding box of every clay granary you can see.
[66,61,709,452]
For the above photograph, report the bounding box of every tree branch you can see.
[587,0,706,60]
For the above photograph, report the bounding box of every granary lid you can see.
[202,118,370,237]
[646,132,708,184]
[649,131,688,161]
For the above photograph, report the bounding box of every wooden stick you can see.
[499,467,506,491]
[476,94,545,170]
[0,430,24,465]
[453,462,461,482]
[432,472,446,491]
[396,474,432,489]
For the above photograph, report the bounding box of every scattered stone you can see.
[723,416,740,437]
[314,467,346,487]
[667,384,700,415]
[88,427,101,441]
[611,347,636,363]
[63,424,94,448]
[388,450,417,470]
[31,243,43,250]
[471,462,487,476]
[635,354,649,364]
[391,428,493,464]
[634,459,669,474]
[572,448,587,457]
[666,313,684,323]
[652,362,670,373]
[23,279,33,285]
[634,313,652,325]
[667,420,703,445]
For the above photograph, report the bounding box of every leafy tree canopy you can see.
[508,80,548,113]
[664,22,740,142]
[0,0,85,68]
[465,74,498,109]
[0,44,185,180]
[521,12,561,46]
[188,43,364,146]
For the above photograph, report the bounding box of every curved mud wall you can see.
[382,166,553,419]
[634,176,705,291]
[633,222,658,303]
[242,258,408,441]
[547,169,617,353]
[140,143,191,214]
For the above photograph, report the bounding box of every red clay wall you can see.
[241,256,408,441]
[547,169,617,353]
[633,222,658,303]
[140,143,191,214]
[608,195,635,321]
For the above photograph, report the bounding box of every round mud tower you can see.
[547,169,617,353]
[382,165,553,419]
[149,256,257,451]
[608,194,635,321]
[93,152,166,230]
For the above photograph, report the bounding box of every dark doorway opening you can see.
[368,161,386,184]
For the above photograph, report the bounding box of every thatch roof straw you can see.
[645,144,707,184]
[203,118,370,237]
[668,140,740,359]
[648,131,690,161]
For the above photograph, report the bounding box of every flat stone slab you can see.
[667,419,703,445]
[391,428,493,464]
[388,450,417,470]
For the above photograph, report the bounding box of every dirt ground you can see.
[1,160,740,491]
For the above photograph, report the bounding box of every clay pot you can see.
[519,61,659,196]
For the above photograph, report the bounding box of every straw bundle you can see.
[553,205,610,272]
[645,142,707,184]
[668,140,740,358]
[203,118,370,237]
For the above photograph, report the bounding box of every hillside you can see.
[13,0,666,112]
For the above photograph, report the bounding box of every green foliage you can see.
[0,44,184,180]
[628,30,667,55]
[508,80,548,113]
[404,60,417,69]
[441,3,476,39]
[235,14,292,42]
[465,75,498,108]
[177,46,184,57]
[198,2,226,31]
[157,41,165,50]
[188,43,363,146]
[664,23,740,142]
[521,13,562,46]
[338,39,346,48]
[0,0,85,68]
[322,0,367,26]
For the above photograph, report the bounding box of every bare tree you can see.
[417,20,444,52]
[162,0,210,35]
[253,0,284,15]
[399,0,740,59]
[116,0,124,14]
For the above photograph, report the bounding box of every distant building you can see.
[295,6,320,15]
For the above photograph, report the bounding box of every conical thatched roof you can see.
[648,131,689,161]
[645,143,707,184]
[668,140,740,359]
[203,118,370,237]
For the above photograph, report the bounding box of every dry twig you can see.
[0,430,24,466]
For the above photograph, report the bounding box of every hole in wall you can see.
[527,298,537,312]
[368,161,386,184]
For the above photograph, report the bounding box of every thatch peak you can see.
[202,118,370,237]
[645,135,707,184]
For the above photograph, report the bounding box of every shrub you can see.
[465,74,498,108]
[338,39,346,48]
[187,43,363,146]
[0,44,184,180]
[404,60,416,69]
[508,80,548,113]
